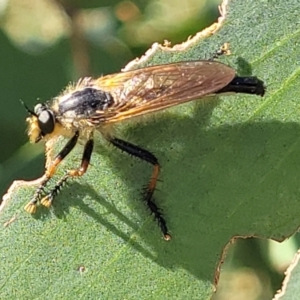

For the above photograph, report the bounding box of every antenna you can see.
[20,100,37,117]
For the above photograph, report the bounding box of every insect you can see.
[23,54,265,240]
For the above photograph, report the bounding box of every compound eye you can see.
[38,110,55,135]
[34,103,44,115]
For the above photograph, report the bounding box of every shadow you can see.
[22,93,300,285]
[85,97,300,283]
[49,182,159,261]
[236,56,253,76]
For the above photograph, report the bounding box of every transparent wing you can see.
[91,60,236,124]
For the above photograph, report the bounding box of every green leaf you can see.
[2,0,300,298]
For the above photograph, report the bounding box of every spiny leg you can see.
[40,138,94,208]
[24,131,80,213]
[208,42,231,61]
[107,136,171,241]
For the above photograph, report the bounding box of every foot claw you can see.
[24,202,37,214]
[163,233,172,241]
[41,196,52,208]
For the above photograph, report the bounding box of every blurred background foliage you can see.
[0,0,296,299]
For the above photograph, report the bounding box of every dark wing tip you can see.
[217,76,266,97]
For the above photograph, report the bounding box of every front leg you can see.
[24,131,80,213]
[40,138,94,208]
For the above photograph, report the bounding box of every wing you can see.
[88,60,236,125]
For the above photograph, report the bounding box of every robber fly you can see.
[23,50,265,240]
